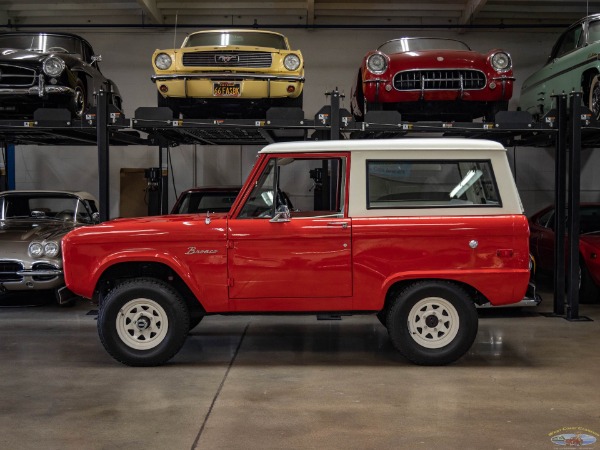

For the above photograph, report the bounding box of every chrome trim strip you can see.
[0,86,74,96]
[151,73,305,83]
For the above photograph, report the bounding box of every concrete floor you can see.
[1,288,599,450]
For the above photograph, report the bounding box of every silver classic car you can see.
[0,191,99,302]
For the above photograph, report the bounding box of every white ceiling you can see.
[0,0,598,31]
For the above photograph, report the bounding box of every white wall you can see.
[13,26,598,217]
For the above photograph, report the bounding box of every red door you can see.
[227,217,352,302]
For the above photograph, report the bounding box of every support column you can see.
[97,90,110,222]
[553,95,567,316]
[566,92,582,320]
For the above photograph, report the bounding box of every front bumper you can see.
[152,72,304,99]
[0,75,75,98]
[0,261,64,292]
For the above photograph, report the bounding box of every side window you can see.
[366,159,501,209]
[553,25,583,59]
[588,20,600,44]
[238,156,346,219]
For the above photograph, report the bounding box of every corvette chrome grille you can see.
[0,261,23,282]
[0,64,36,87]
[182,51,273,68]
[32,263,60,282]
[394,70,486,91]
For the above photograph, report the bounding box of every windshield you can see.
[0,34,82,54]
[378,38,470,54]
[0,194,94,223]
[184,31,288,49]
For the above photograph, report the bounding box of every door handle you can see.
[327,222,348,229]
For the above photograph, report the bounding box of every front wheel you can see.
[97,278,190,366]
[386,281,478,365]
[69,79,86,119]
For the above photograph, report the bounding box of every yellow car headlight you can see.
[155,53,172,70]
[283,54,301,71]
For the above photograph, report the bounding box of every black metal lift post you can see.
[553,94,568,316]
[97,90,110,222]
[566,93,583,320]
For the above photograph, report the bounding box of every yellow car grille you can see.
[182,51,273,68]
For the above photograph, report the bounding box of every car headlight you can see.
[283,54,301,71]
[367,53,388,74]
[491,52,512,72]
[155,53,172,70]
[44,241,60,258]
[29,242,44,258]
[43,57,65,77]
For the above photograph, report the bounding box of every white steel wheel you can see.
[116,298,169,350]
[386,281,478,365]
[406,296,460,349]
[98,278,190,366]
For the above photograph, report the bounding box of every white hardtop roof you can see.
[259,138,505,154]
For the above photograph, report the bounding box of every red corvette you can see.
[529,204,600,302]
[350,37,514,122]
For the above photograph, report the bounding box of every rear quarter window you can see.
[366,159,501,209]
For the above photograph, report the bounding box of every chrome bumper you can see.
[0,267,64,291]
[477,281,542,308]
[0,73,75,98]
[151,73,305,83]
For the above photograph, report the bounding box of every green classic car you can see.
[520,14,600,120]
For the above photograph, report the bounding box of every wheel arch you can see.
[94,261,205,321]
[381,278,485,315]
[581,68,599,99]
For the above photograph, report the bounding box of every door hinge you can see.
[227,278,234,287]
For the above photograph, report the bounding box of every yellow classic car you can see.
[151,29,304,118]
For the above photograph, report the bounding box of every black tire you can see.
[69,79,86,119]
[588,74,600,121]
[386,281,478,366]
[484,101,508,122]
[97,277,190,366]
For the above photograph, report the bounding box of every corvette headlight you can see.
[491,52,512,72]
[367,53,387,74]
[43,57,65,77]
[44,241,60,258]
[283,54,301,71]
[154,53,172,70]
[29,242,44,258]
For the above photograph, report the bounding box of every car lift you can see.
[0,88,595,321]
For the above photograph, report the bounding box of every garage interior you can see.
[1,1,600,449]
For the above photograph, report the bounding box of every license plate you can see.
[213,82,241,97]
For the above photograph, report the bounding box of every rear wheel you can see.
[98,278,189,366]
[588,74,600,121]
[386,281,478,365]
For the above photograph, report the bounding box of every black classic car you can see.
[0,32,122,119]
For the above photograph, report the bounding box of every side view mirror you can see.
[92,212,101,224]
[269,205,291,223]
[91,55,102,64]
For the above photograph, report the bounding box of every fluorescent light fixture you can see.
[449,169,483,199]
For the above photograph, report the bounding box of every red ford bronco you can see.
[61,138,531,366]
